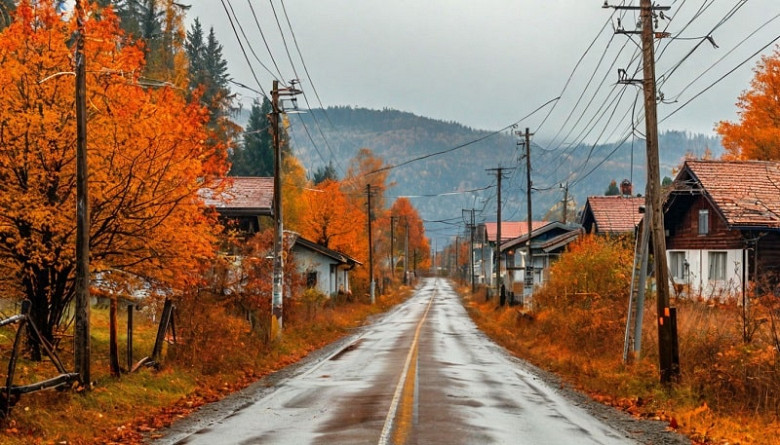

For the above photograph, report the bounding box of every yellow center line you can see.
[378,283,436,445]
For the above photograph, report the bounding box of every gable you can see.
[673,160,780,230]
[580,196,644,234]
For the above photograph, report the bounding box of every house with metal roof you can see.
[664,160,780,299]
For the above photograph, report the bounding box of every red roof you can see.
[678,160,780,228]
[483,221,548,243]
[199,177,273,214]
[582,196,644,234]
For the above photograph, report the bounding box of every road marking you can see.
[378,281,436,445]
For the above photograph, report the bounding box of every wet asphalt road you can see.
[156,278,639,445]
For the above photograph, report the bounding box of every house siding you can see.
[666,196,743,250]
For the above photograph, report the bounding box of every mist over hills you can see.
[265,106,722,244]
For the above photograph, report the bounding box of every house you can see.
[290,235,361,296]
[199,176,360,297]
[580,195,645,235]
[664,160,780,299]
[500,222,583,298]
[199,177,273,235]
[475,221,548,287]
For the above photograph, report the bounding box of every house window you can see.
[698,209,709,235]
[306,271,318,288]
[669,251,687,280]
[708,252,727,281]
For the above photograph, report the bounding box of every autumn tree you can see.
[0,1,227,358]
[300,180,366,260]
[718,47,780,160]
[390,198,430,274]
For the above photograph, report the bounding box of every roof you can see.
[580,196,644,234]
[671,160,780,229]
[500,221,582,252]
[483,221,549,243]
[199,177,273,216]
[291,235,362,266]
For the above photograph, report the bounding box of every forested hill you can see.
[284,106,723,231]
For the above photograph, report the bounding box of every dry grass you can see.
[462,281,780,444]
[0,285,412,444]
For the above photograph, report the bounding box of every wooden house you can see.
[664,160,780,299]
[500,222,583,298]
[580,195,644,235]
[199,177,273,235]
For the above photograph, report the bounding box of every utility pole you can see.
[270,80,284,338]
[486,167,513,299]
[608,0,678,383]
[74,0,91,388]
[454,235,459,281]
[561,182,570,224]
[390,216,396,279]
[518,129,534,303]
[367,184,375,303]
[463,209,476,293]
[270,80,302,337]
[404,219,410,285]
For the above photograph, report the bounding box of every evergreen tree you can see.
[313,161,338,184]
[604,180,620,196]
[0,0,14,31]
[231,99,274,176]
[185,19,233,123]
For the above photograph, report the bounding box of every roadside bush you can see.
[532,234,634,357]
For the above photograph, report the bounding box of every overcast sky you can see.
[187,0,780,142]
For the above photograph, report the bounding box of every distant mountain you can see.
[280,106,722,242]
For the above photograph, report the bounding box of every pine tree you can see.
[231,98,274,176]
[313,161,338,184]
[0,0,14,31]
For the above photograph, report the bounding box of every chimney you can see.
[620,179,632,196]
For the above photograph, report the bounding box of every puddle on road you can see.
[329,339,364,361]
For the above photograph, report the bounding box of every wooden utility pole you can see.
[269,80,302,336]
[463,209,476,293]
[561,182,570,224]
[518,129,534,303]
[639,0,678,384]
[609,0,678,382]
[454,235,459,281]
[486,167,512,299]
[404,219,410,285]
[270,80,284,338]
[73,0,91,388]
[367,184,375,303]
[390,216,396,279]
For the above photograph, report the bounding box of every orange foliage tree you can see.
[300,179,366,259]
[390,198,430,274]
[717,47,780,160]
[0,2,227,357]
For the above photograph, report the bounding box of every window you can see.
[708,252,727,281]
[698,209,709,235]
[669,252,687,280]
[306,271,318,288]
